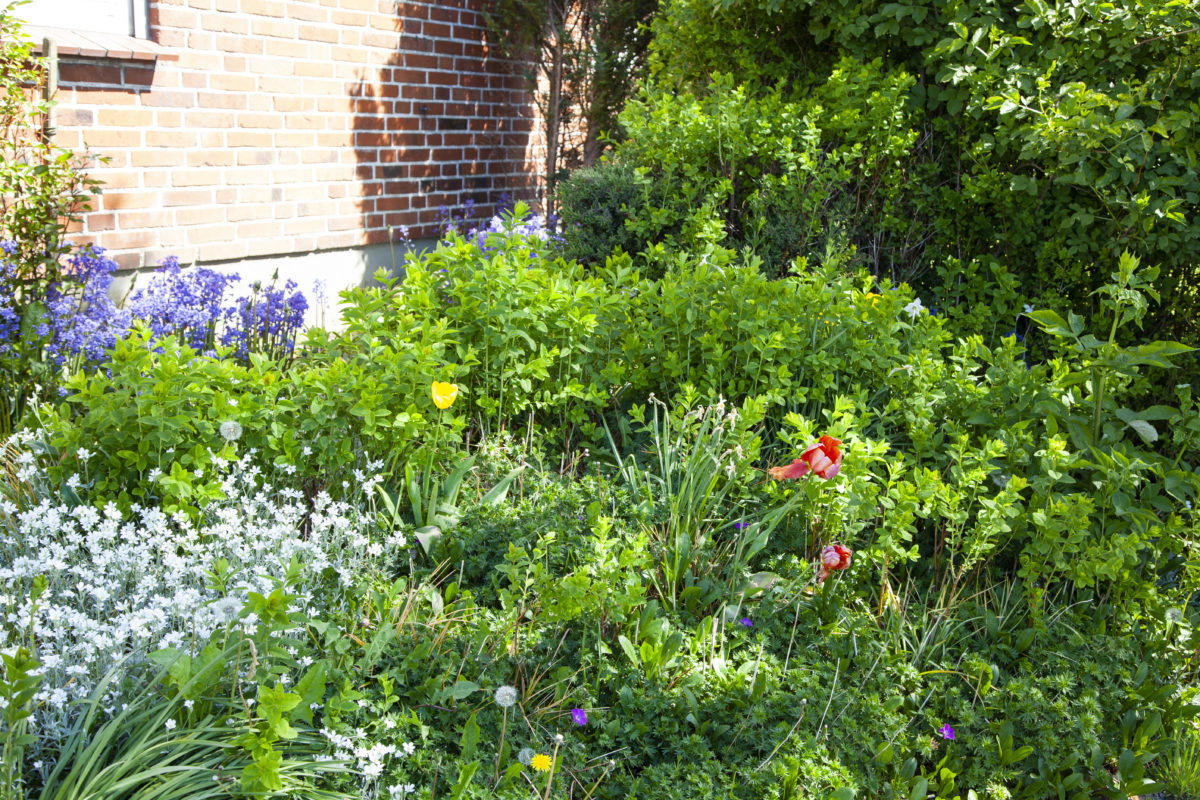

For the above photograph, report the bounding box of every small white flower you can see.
[165,718,177,730]
[219,420,243,442]
[402,741,415,755]
[494,685,518,708]
[183,699,194,710]
[1023,303,1035,314]
[76,448,92,462]
[903,297,925,319]
[228,398,238,407]
[384,717,397,730]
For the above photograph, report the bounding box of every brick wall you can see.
[50,0,543,269]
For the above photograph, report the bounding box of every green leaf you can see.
[480,465,525,506]
[292,661,327,725]
[447,680,480,701]
[414,525,443,556]
[460,712,480,760]
[448,760,480,800]
[617,635,640,666]
[1124,418,1158,444]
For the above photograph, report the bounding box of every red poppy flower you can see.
[817,543,852,583]
[768,436,843,481]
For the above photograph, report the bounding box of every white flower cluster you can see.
[321,727,418,783]
[0,443,406,757]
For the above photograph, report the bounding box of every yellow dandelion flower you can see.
[431,381,458,410]
[865,292,881,307]
[530,753,552,772]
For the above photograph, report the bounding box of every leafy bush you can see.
[632,0,1200,344]
[555,161,660,268]
[617,66,919,275]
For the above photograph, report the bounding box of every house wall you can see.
[48,0,543,279]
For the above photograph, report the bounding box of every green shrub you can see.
[352,216,634,435]
[555,161,659,268]
[633,0,1200,345]
[36,318,463,513]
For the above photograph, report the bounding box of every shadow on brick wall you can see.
[350,0,541,271]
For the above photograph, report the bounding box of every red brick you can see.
[59,63,122,85]
[187,150,236,167]
[163,189,214,206]
[97,108,154,127]
[211,73,255,92]
[201,13,249,33]
[85,213,117,231]
[143,90,196,108]
[198,241,249,262]
[155,6,198,27]
[252,19,297,37]
[85,128,140,148]
[242,0,286,17]
[298,23,339,43]
[225,167,272,186]
[186,110,236,128]
[98,171,140,190]
[175,207,227,225]
[197,92,247,110]
[124,67,156,87]
[216,34,263,53]
[147,130,198,148]
[102,230,158,249]
[118,210,169,228]
[264,38,309,58]
[227,204,273,222]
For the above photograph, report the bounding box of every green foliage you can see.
[617,68,919,274]
[555,161,659,268]
[34,313,463,512]
[0,4,100,430]
[35,328,288,514]
[1157,722,1200,800]
[0,647,39,800]
[359,217,631,432]
[635,0,1200,342]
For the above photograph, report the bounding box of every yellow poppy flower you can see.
[865,292,881,306]
[530,753,552,772]
[431,381,458,410]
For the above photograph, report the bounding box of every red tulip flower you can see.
[768,436,843,481]
[817,543,852,583]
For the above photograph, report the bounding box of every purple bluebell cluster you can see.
[128,257,240,353]
[44,247,132,364]
[221,279,308,361]
[0,241,309,369]
[0,256,24,354]
[0,244,129,365]
[465,202,561,253]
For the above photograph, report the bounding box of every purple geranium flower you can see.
[939,724,955,740]
[570,708,587,726]
[739,618,753,627]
